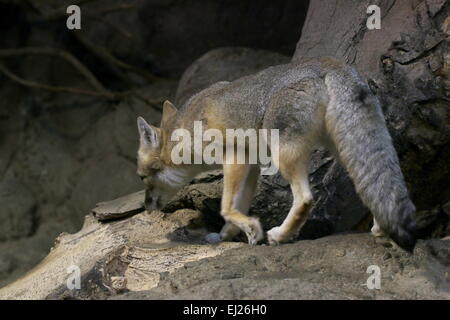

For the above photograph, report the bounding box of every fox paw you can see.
[371,224,385,238]
[243,218,264,245]
[267,226,288,245]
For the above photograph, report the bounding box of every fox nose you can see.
[144,197,153,211]
[144,189,154,211]
[144,190,160,211]
[145,199,160,211]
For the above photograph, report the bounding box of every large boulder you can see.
[175,47,290,106]
[114,234,450,300]
[0,169,36,242]
[113,0,308,76]
[292,0,450,237]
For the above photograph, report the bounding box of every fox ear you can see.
[161,100,177,128]
[137,116,160,148]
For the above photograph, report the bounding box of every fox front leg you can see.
[220,164,260,241]
[220,163,263,245]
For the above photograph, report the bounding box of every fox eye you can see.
[139,175,146,181]
[150,167,160,174]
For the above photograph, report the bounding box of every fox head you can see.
[136,100,192,211]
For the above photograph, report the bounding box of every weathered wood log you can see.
[0,190,448,300]
[2,209,448,299]
[0,204,243,300]
[92,190,145,221]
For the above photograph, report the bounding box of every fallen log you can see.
[0,190,448,300]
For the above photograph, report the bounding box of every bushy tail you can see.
[324,67,417,251]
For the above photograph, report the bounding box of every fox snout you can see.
[144,189,161,211]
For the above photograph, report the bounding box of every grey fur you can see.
[324,66,416,251]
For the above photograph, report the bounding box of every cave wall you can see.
[0,0,310,286]
[293,0,449,211]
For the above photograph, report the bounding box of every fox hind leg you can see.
[267,143,313,245]
[221,163,263,245]
[371,217,385,237]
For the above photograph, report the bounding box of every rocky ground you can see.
[119,234,450,300]
[0,191,448,299]
[0,170,448,300]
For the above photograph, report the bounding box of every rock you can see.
[17,123,81,207]
[175,47,290,106]
[137,0,307,76]
[205,233,222,244]
[0,169,36,241]
[92,190,145,221]
[443,201,450,216]
[112,233,450,300]
[415,207,450,239]
[292,0,450,226]
[0,83,177,286]
[255,152,369,238]
[1,195,448,300]
[67,155,143,224]
[29,0,310,78]
[0,209,243,300]
[39,100,108,140]
[110,276,127,293]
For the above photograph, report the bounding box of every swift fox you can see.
[136,57,417,251]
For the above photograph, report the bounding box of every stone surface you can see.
[0,169,36,241]
[113,234,450,300]
[0,81,176,287]
[92,190,145,221]
[293,0,450,214]
[175,47,290,106]
[134,0,308,76]
[0,197,448,300]
[13,0,309,77]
